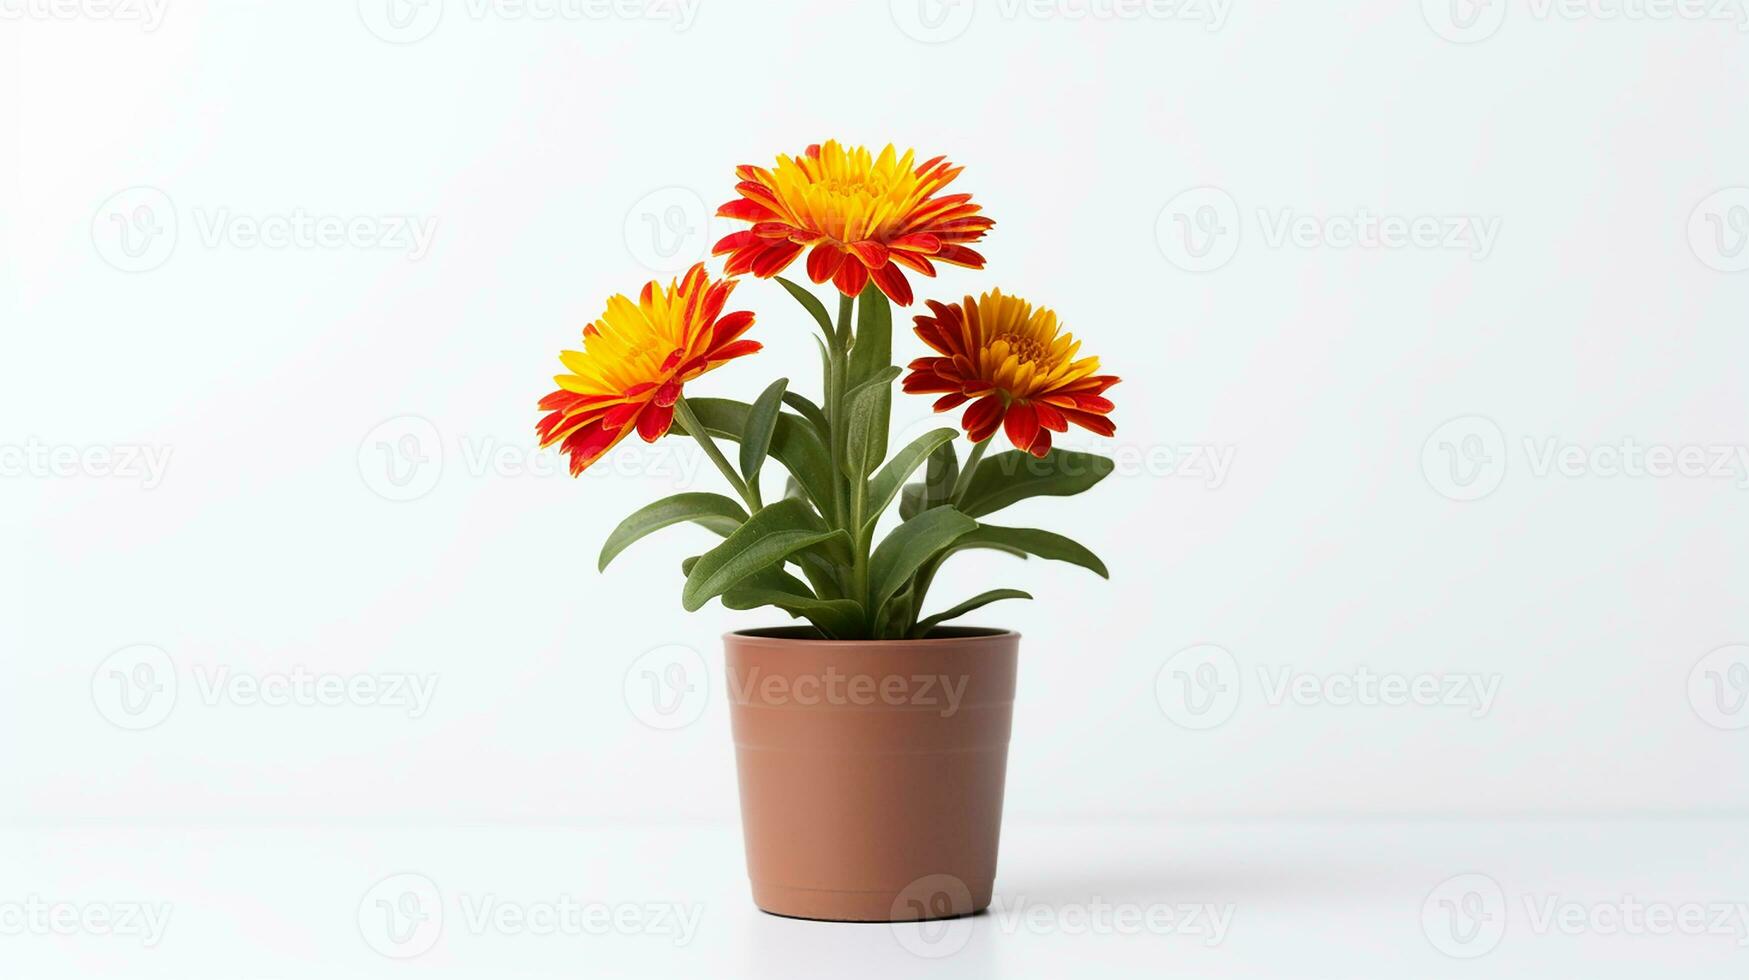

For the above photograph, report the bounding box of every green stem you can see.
[673,396,755,512]
[828,292,854,527]
[951,436,993,506]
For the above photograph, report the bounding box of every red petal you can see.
[934,392,970,412]
[707,339,762,364]
[637,401,675,443]
[963,394,1006,443]
[806,243,845,284]
[1060,407,1117,438]
[890,233,941,254]
[847,240,890,269]
[870,262,913,306]
[1004,401,1040,454]
[832,260,869,297]
[1034,401,1069,432]
[717,199,776,222]
[710,309,755,346]
[750,241,803,278]
[931,244,986,268]
[654,381,682,408]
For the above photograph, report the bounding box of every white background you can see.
[3,0,1748,976]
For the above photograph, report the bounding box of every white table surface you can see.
[1,817,1742,978]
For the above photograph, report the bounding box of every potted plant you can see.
[536,141,1120,922]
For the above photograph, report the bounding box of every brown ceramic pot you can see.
[724,626,1020,922]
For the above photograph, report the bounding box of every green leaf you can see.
[866,428,958,530]
[781,392,830,442]
[673,398,835,515]
[951,524,1110,578]
[843,366,901,480]
[868,507,978,614]
[899,439,961,521]
[740,378,788,486]
[958,450,1116,519]
[599,493,748,572]
[899,484,927,521]
[912,589,1033,637]
[848,280,892,386]
[776,276,834,338]
[722,576,866,640]
[682,499,847,612]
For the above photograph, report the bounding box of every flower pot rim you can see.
[725,626,1019,646]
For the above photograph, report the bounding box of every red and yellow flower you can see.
[537,264,758,476]
[712,140,994,307]
[903,290,1119,458]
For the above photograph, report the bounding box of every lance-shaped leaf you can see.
[740,379,788,487]
[957,450,1116,519]
[776,276,835,338]
[781,392,830,442]
[682,499,849,612]
[912,589,1034,638]
[599,493,748,571]
[673,397,835,514]
[848,280,892,386]
[951,524,1110,578]
[843,365,901,480]
[866,427,958,530]
[900,439,960,520]
[868,507,978,613]
[721,572,867,640]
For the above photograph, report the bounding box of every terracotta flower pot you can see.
[724,626,1020,922]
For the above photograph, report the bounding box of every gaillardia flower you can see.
[903,290,1119,458]
[712,140,994,306]
[537,264,758,475]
